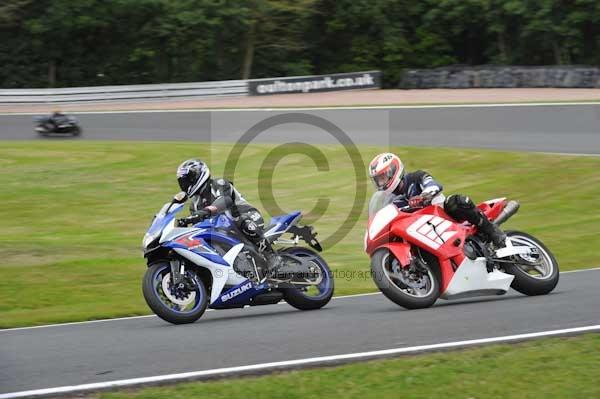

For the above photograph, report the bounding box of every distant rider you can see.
[368,153,506,247]
[47,110,68,129]
[175,159,282,270]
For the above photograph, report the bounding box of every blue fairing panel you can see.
[265,211,301,237]
[210,280,270,308]
[195,231,240,247]
[268,211,301,228]
[193,214,234,230]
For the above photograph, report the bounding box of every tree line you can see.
[1,0,599,88]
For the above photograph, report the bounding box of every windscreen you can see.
[368,191,395,218]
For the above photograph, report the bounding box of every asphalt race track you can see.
[1,103,600,397]
[1,103,600,154]
[1,269,600,396]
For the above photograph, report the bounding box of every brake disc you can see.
[161,274,196,306]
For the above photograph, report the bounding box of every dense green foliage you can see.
[2,0,600,88]
[0,0,600,87]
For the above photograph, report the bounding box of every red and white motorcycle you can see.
[365,192,559,309]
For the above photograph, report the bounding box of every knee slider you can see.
[242,219,259,236]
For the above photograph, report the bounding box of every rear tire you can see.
[371,248,440,309]
[504,231,559,296]
[281,247,334,310]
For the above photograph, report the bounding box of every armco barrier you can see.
[0,71,382,104]
[0,80,248,103]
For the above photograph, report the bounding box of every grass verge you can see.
[94,333,600,399]
[1,141,599,327]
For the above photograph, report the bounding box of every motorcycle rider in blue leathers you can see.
[175,159,282,270]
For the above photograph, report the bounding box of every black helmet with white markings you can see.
[176,159,210,197]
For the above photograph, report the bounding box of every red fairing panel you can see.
[381,242,412,267]
[478,198,508,222]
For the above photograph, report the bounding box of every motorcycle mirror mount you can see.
[165,191,188,214]
[173,191,188,204]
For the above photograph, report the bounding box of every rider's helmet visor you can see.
[371,162,397,191]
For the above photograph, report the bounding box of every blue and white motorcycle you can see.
[142,192,334,324]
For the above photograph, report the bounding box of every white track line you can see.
[1,324,599,399]
[1,101,600,116]
[1,267,597,333]
[0,291,382,333]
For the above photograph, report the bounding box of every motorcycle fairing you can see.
[379,242,412,267]
[174,243,247,304]
[441,257,514,299]
[209,279,271,309]
[265,211,302,238]
[146,201,291,305]
[165,232,229,266]
[478,197,507,222]
[366,200,513,294]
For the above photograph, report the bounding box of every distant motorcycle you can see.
[142,192,334,324]
[34,114,81,137]
[365,192,559,309]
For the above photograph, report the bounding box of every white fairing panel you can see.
[160,226,194,244]
[441,257,514,300]
[174,245,247,304]
[368,204,399,238]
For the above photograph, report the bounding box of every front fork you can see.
[169,259,185,285]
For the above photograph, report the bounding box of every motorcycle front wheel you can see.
[142,262,208,324]
[371,248,440,309]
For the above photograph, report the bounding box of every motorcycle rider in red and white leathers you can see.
[368,153,506,247]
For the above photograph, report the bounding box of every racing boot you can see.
[476,213,507,248]
[256,238,284,275]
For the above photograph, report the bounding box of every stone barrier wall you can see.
[399,65,600,89]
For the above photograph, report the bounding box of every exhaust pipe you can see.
[493,200,520,225]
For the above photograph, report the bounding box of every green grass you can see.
[1,141,599,327]
[94,333,600,399]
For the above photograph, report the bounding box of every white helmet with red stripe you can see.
[368,153,405,193]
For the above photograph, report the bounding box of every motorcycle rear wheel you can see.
[504,231,559,296]
[280,247,334,310]
[371,248,440,309]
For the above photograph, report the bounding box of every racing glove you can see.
[408,193,433,208]
[177,209,211,227]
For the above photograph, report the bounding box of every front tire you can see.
[281,247,334,310]
[504,231,559,296]
[142,262,208,324]
[371,248,440,309]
